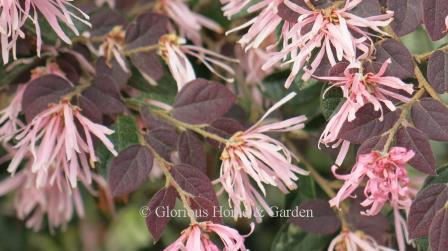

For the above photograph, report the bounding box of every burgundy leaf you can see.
[427,50,448,93]
[78,96,103,124]
[348,202,390,244]
[22,75,73,122]
[374,39,415,79]
[387,0,423,36]
[411,98,448,141]
[82,84,125,115]
[108,145,154,197]
[351,0,382,17]
[178,131,207,172]
[140,107,174,131]
[396,127,436,175]
[290,199,341,235]
[357,135,387,155]
[125,12,168,49]
[130,52,164,83]
[95,57,130,89]
[408,184,448,238]
[145,129,178,160]
[339,104,400,144]
[188,196,222,224]
[172,79,237,124]
[171,164,219,204]
[90,9,127,36]
[423,0,448,41]
[146,186,178,241]
[429,208,448,251]
[206,118,245,148]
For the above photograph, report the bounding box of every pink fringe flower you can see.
[164,221,251,251]
[328,230,394,251]
[9,100,117,189]
[220,0,252,18]
[319,59,414,148]
[226,0,294,51]
[156,0,223,45]
[262,0,394,87]
[330,147,414,216]
[0,162,111,231]
[0,0,90,64]
[0,85,26,143]
[158,34,237,89]
[220,92,308,221]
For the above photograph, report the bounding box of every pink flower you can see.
[0,0,90,64]
[319,59,414,147]
[9,100,117,189]
[158,34,237,89]
[0,162,110,231]
[261,0,394,87]
[328,230,393,251]
[220,0,251,18]
[226,0,294,51]
[330,147,414,216]
[0,85,26,143]
[220,93,308,221]
[156,0,223,45]
[164,221,250,251]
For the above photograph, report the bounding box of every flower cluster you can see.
[219,92,308,221]
[0,0,90,64]
[330,147,414,215]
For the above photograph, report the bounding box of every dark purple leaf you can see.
[82,84,125,115]
[348,201,390,244]
[78,96,103,124]
[172,79,237,124]
[339,105,400,144]
[140,107,173,131]
[95,57,130,89]
[22,75,73,122]
[188,196,222,224]
[206,118,245,148]
[56,53,82,83]
[145,129,178,160]
[408,184,448,238]
[411,98,448,141]
[91,9,127,36]
[108,145,154,197]
[357,135,387,155]
[171,164,218,204]
[429,208,448,251]
[146,186,178,241]
[396,127,436,175]
[178,131,207,172]
[130,52,164,84]
[290,199,341,235]
[351,0,382,17]
[125,12,168,49]
[387,0,423,36]
[427,50,448,93]
[423,0,448,41]
[374,39,415,79]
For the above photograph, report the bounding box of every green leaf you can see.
[320,85,344,121]
[423,164,448,188]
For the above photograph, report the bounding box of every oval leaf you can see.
[387,0,423,36]
[423,0,448,41]
[108,145,154,197]
[374,39,415,79]
[396,127,436,175]
[146,186,178,242]
[172,79,237,124]
[429,208,448,251]
[411,98,448,141]
[178,131,207,172]
[408,184,448,239]
[427,50,448,93]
